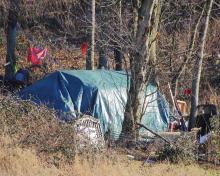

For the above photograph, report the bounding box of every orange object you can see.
[156,32,160,38]
[177,100,188,115]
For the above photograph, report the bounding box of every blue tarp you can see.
[18,70,170,139]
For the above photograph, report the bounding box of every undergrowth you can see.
[210,114,220,163]
[155,131,198,164]
[0,92,219,175]
[0,93,76,165]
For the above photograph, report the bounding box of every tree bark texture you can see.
[149,1,161,83]
[114,0,123,71]
[121,0,160,142]
[5,0,20,80]
[86,0,95,70]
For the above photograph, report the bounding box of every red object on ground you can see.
[81,42,88,57]
[169,121,178,132]
[27,47,47,65]
[184,89,192,95]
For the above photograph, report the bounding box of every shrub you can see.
[156,132,198,164]
[209,114,220,164]
[0,93,76,165]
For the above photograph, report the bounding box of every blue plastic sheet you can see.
[18,70,170,139]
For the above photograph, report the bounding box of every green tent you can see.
[18,69,171,139]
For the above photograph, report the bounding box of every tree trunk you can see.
[114,45,123,71]
[98,48,108,69]
[188,0,214,131]
[5,0,20,80]
[120,0,159,142]
[149,1,161,85]
[171,78,179,98]
[171,8,204,97]
[86,0,95,70]
[114,0,123,71]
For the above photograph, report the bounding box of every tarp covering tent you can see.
[18,70,170,139]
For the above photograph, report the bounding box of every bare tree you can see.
[188,0,214,131]
[171,6,205,97]
[120,0,161,141]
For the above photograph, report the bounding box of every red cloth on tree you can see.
[81,42,88,57]
[27,47,47,65]
[184,89,192,95]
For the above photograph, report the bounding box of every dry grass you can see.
[0,137,219,176]
[0,93,219,176]
[0,136,60,176]
[69,159,220,176]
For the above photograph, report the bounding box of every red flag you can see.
[81,42,88,57]
[27,47,47,65]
